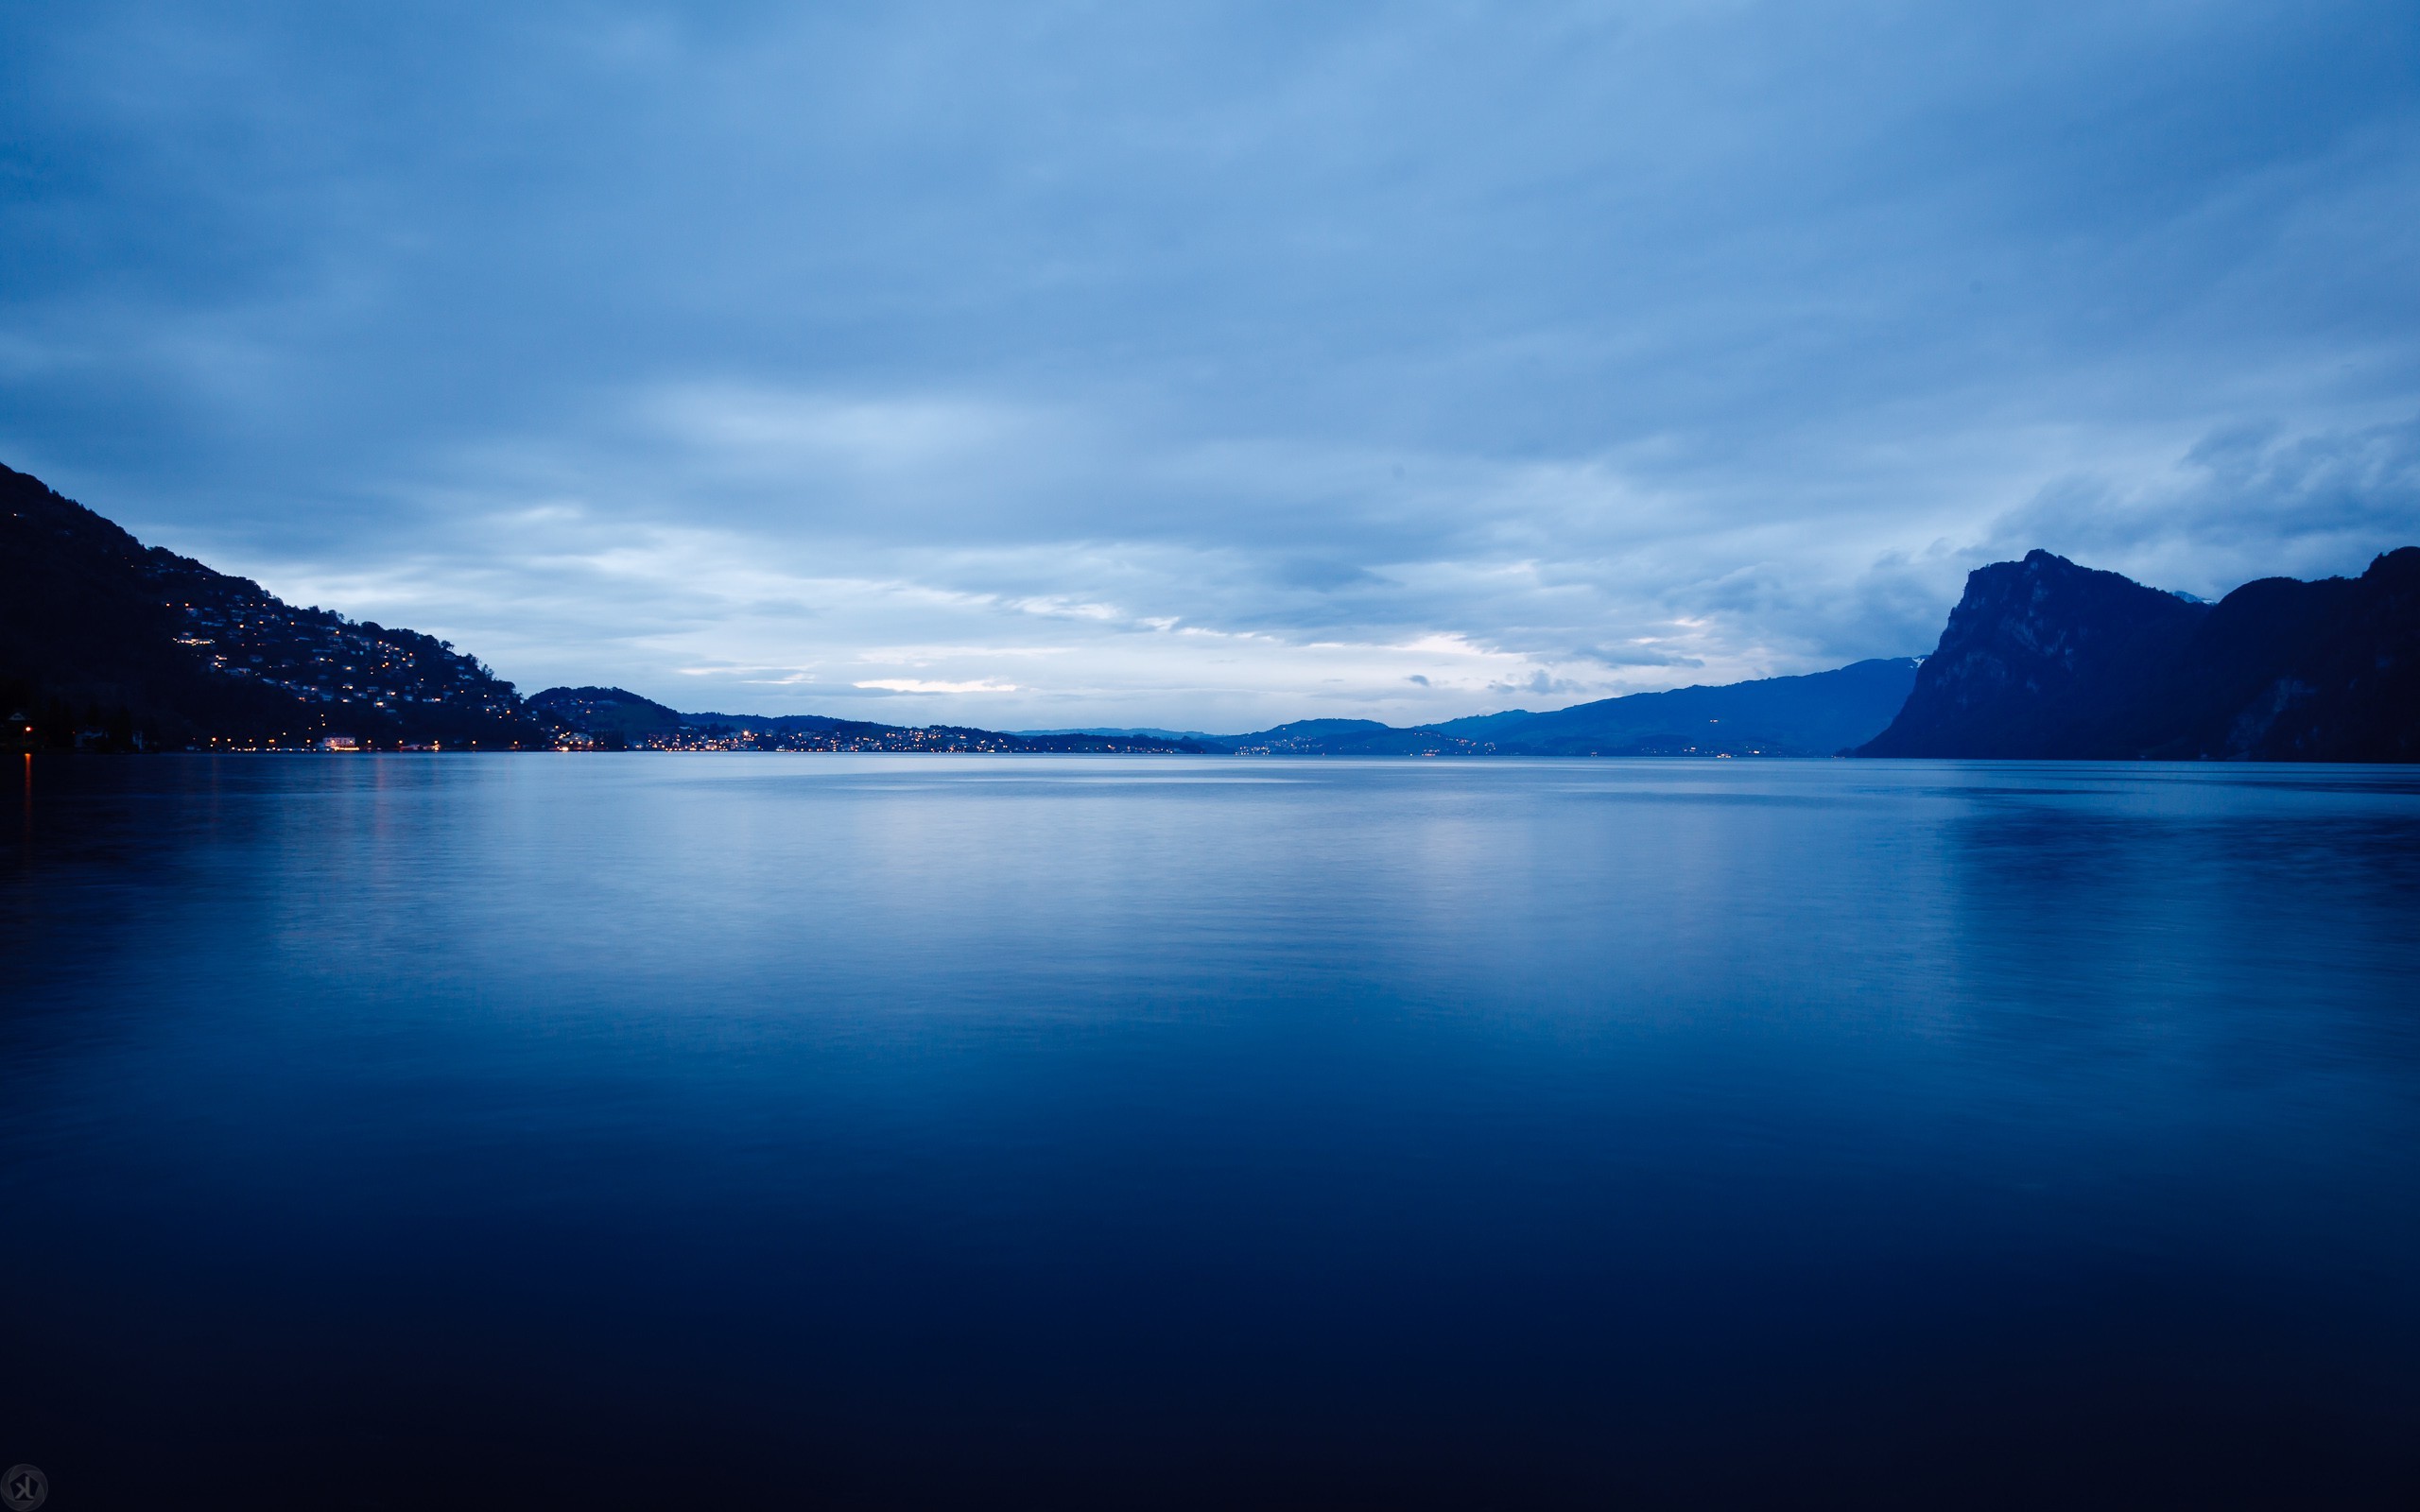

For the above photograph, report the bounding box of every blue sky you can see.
[5,2,2417,728]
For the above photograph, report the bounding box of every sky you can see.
[4,1,2417,730]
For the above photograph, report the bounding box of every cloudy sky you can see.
[5,2,2416,729]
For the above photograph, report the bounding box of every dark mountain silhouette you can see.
[1860,547,2420,760]
[2,462,545,749]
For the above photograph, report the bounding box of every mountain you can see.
[1015,727,1226,744]
[534,687,1211,753]
[1859,547,2420,760]
[2,462,545,749]
[1189,663,1917,757]
[43,449,2401,765]
[1426,658,1920,756]
[1203,718,1480,756]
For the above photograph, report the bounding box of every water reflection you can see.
[3,755,2416,1509]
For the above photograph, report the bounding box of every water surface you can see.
[4,754,2417,1507]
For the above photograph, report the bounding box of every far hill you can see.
[1426,658,1920,757]
[534,686,1212,753]
[1014,727,1226,744]
[528,686,684,746]
[1208,718,1487,756]
[1194,659,1920,756]
[1861,548,2420,760]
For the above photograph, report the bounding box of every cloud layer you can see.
[5,1,2417,727]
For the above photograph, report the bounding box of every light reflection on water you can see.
[4,754,2418,1509]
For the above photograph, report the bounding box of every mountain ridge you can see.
[17,460,2411,762]
[1860,547,2420,760]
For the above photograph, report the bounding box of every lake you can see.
[4,754,2417,1508]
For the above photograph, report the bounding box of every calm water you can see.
[4,754,2418,1509]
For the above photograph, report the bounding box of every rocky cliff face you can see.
[1860,547,2420,761]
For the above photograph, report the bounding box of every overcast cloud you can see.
[5,1,2417,728]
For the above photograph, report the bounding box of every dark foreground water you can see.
[4,755,2418,1509]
